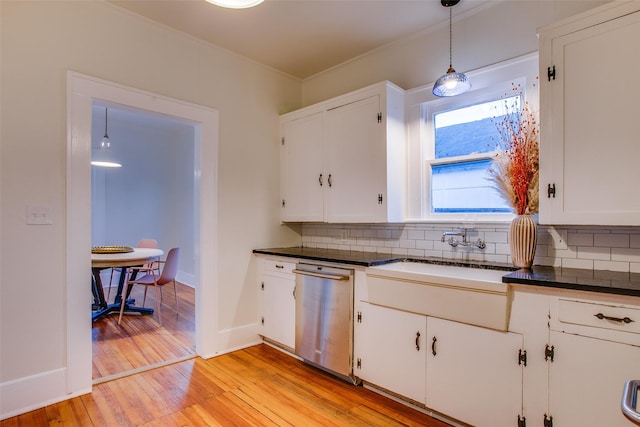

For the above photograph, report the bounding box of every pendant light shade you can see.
[433,0,471,97]
[204,0,264,9]
[91,108,122,168]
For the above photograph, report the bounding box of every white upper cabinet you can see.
[280,81,406,223]
[280,112,325,222]
[538,2,640,225]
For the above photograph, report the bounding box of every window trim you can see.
[405,52,539,222]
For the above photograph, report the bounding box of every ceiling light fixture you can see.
[91,108,122,168]
[204,0,264,9]
[432,0,471,97]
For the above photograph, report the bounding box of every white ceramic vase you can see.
[509,214,537,268]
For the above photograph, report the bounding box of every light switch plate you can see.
[27,205,53,225]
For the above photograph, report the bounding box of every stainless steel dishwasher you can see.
[293,262,355,383]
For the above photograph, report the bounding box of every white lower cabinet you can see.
[547,296,640,427]
[258,258,296,349]
[426,317,524,427]
[355,302,427,404]
[355,302,524,427]
[548,331,640,427]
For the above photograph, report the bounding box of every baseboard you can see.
[176,271,196,288]
[205,322,262,359]
[0,368,90,420]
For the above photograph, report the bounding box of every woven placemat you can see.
[91,245,134,254]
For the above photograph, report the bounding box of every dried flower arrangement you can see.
[488,83,539,216]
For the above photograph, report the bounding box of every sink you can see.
[365,261,512,331]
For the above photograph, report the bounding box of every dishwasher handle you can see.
[622,380,640,425]
[293,269,350,281]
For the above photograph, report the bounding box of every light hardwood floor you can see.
[3,281,452,426]
[92,281,196,381]
[1,344,451,426]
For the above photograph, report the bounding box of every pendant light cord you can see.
[104,108,109,139]
[448,7,453,68]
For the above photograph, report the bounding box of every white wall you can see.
[301,1,609,105]
[0,0,301,418]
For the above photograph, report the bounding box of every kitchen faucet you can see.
[441,227,486,249]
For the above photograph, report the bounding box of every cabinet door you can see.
[261,273,296,349]
[281,112,324,222]
[549,331,640,427]
[355,302,427,404]
[426,317,523,427]
[324,95,386,223]
[540,9,640,225]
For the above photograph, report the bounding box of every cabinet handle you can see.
[328,174,333,187]
[415,332,420,351]
[292,286,296,299]
[594,312,634,324]
[431,336,437,356]
[319,174,323,187]
[275,264,284,269]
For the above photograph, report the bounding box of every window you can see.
[429,96,520,214]
[405,53,538,221]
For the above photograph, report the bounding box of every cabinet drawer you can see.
[553,298,640,340]
[263,259,296,276]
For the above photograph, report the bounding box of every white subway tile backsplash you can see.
[593,260,629,272]
[576,246,611,261]
[299,223,640,273]
[567,232,593,247]
[399,239,416,249]
[594,233,629,248]
[416,239,434,250]
[562,258,594,270]
[612,248,640,263]
[407,229,425,240]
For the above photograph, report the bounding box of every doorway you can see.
[90,102,198,381]
[66,71,219,394]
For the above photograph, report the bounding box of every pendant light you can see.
[91,108,122,168]
[204,0,264,9]
[432,0,471,97]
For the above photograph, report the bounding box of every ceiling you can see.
[110,0,492,80]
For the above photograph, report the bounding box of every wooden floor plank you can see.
[4,344,452,426]
[92,282,196,380]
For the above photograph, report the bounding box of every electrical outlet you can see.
[549,228,568,250]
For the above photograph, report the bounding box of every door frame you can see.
[66,71,219,393]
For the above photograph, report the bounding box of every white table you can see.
[91,248,164,322]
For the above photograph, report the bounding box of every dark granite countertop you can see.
[253,247,403,266]
[254,247,640,297]
[503,266,640,297]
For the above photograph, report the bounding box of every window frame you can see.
[404,52,539,222]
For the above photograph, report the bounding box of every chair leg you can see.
[173,280,179,317]
[155,285,162,325]
[118,270,129,325]
[142,286,148,308]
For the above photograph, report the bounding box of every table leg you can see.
[92,265,153,322]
